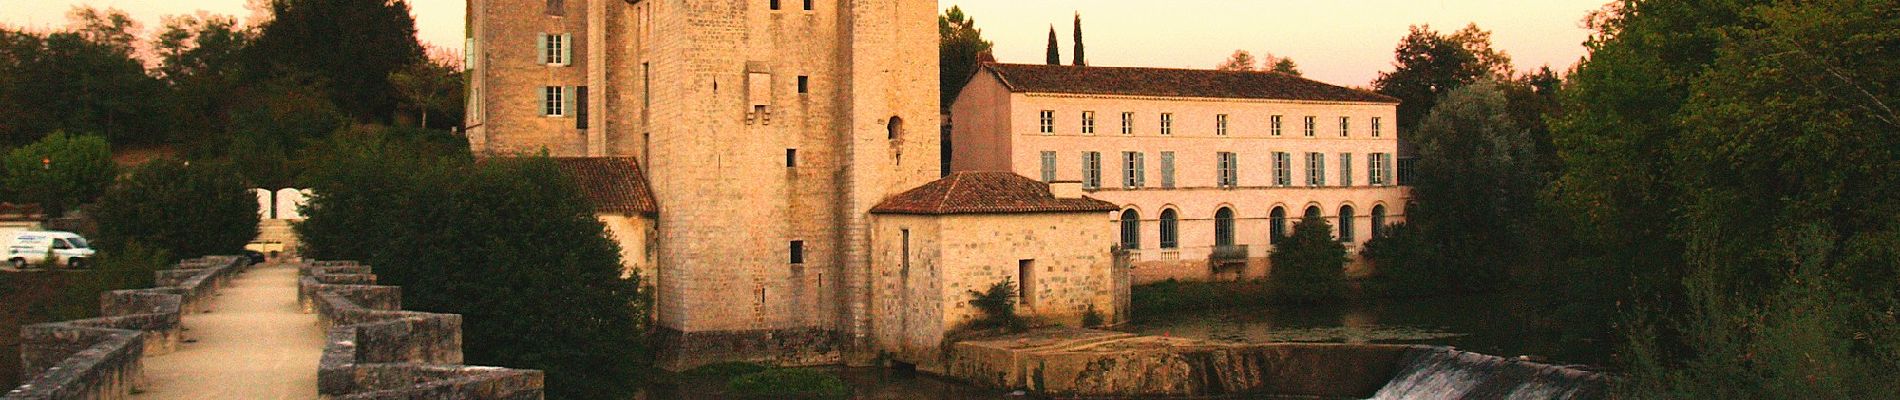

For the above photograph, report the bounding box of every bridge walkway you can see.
[135,262,322,399]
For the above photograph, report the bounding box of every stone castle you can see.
[467,0,1125,371]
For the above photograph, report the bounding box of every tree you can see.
[93,159,259,259]
[0,132,115,216]
[154,13,255,151]
[298,140,647,399]
[1267,56,1301,76]
[938,6,993,108]
[0,8,170,147]
[1215,50,1257,71]
[1373,23,1513,133]
[1045,25,1060,65]
[1071,13,1085,66]
[389,58,464,129]
[1404,81,1541,292]
[247,0,425,122]
[1267,217,1348,303]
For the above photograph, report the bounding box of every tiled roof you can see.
[872,172,1118,215]
[552,157,658,215]
[982,63,1399,104]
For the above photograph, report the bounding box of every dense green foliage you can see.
[726,368,849,400]
[44,242,170,321]
[1045,26,1060,65]
[1266,218,1348,303]
[966,279,1026,331]
[0,12,168,147]
[1070,13,1085,66]
[247,0,424,122]
[93,159,259,258]
[1373,24,1514,133]
[0,133,115,215]
[297,137,650,398]
[938,6,993,108]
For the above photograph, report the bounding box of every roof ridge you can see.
[935,173,963,212]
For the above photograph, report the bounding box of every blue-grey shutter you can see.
[563,86,576,117]
[536,34,549,65]
[1160,152,1174,189]
[1136,152,1147,187]
[560,34,574,66]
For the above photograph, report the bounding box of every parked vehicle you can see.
[4,230,95,269]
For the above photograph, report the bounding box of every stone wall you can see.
[4,256,251,400]
[947,328,1608,399]
[299,261,544,399]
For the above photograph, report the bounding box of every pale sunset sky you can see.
[0,0,1606,87]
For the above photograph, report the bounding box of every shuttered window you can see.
[543,86,566,117]
[1159,152,1175,189]
[1083,152,1101,189]
[537,33,572,66]
[1273,152,1291,186]
[1123,152,1145,188]
[1306,152,1325,186]
[1218,152,1238,188]
[1339,153,1352,187]
[1040,151,1057,182]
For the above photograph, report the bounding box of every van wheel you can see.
[67,258,86,269]
[8,258,24,270]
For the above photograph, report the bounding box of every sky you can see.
[0,0,1606,87]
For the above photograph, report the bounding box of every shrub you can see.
[0,132,115,215]
[1360,222,1448,296]
[47,241,169,321]
[966,278,1026,332]
[726,368,849,400]
[298,144,649,399]
[1267,217,1348,303]
[93,159,258,259]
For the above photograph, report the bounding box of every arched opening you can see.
[1159,209,1179,249]
[1215,207,1236,247]
[1269,206,1287,246]
[1120,209,1141,250]
[1338,205,1356,242]
[1371,205,1388,238]
[887,116,904,140]
[1304,205,1323,221]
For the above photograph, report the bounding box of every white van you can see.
[4,231,95,269]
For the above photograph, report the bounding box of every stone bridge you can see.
[4,257,542,399]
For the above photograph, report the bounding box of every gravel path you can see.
[137,263,322,399]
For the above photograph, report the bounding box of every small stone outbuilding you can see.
[552,157,659,282]
[869,172,1128,371]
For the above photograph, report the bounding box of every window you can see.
[546,0,564,15]
[1040,151,1057,182]
[1339,205,1356,242]
[1215,208,1236,247]
[1269,207,1287,246]
[887,116,903,140]
[1160,113,1173,135]
[1018,259,1036,305]
[538,33,572,66]
[1372,117,1383,137]
[1081,111,1096,134]
[543,86,568,117]
[1039,110,1055,134]
[770,0,781,10]
[1304,116,1316,137]
[1306,152,1326,186]
[1120,210,1141,250]
[804,0,813,10]
[1218,152,1238,188]
[797,76,809,93]
[1371,205,1388,238]
[1369,153,1388,186]
[790,240,805,264]
[901,229,911,274]
[1339,116,1351,137]
[1122,151,1145,188]
[1217,114,1229,136]
[786,149,798,167]
[1083,151,1102,189]
[1340,153,1353,187]
[1159,209,1179,249]
[1271,115,1283,136]
[1121,112,1134,135]
[1399,157,1417,185]
[1305,205,1323,221]
[1273,152,1291,186]
[1159,152,1175,189]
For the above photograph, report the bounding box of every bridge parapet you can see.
[299,261,544,399]
[4,256,251,400]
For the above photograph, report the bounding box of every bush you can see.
[726,368,849,400]
[966,278,1026,332]
[0,132,115,215]
[47,242,169,321]
[297,144,648,399]
[1267,217,1348,303]
[93,159,258,258]
[1360,222,1449,296]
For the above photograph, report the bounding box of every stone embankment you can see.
[299,261,543,399]
[950,327,1607,399]
[4,256,251,399]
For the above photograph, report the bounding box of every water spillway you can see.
[1371,347,1607,400]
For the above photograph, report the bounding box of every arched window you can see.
[887,116,904,140]
[1371,205,1388,238]
[1269,206,1287,246]
[1304,205,1323,221]
[1159,209,1179,249]
[1120,209,1141,250]
[1338,205,1356,242]
[1215,207,1236,247]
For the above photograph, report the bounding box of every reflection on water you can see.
[1124,292,1610,367]
[639,367,1033,400]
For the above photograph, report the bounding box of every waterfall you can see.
[1370,347,1608,400]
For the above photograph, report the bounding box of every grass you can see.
[726,368,849,400]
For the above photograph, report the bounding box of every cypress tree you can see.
[1045,25,1060,65]
[1072,13,1085,66]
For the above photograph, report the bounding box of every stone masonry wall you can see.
[299,261,544,399]
[4,256,251,400]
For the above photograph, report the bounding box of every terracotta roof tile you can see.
[872,172,1118,215]
[552,157,658,215]
[983,63,1399,104]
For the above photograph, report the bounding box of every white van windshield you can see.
[69,237,90,249]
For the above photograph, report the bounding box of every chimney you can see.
[1049,181,1084,199]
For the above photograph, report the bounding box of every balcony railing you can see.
[1209,245,1250,262]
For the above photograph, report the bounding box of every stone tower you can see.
[466,0,941,369]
